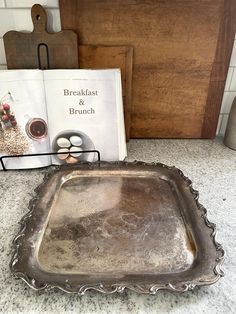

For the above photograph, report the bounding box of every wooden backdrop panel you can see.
[60,0,236,138]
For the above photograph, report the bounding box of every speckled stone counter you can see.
[0,138,235,313]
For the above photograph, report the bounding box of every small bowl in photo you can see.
[52,130,96,164]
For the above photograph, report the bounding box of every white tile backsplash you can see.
[0,65,7,69]
[230,40,236,67]
[224,67,234,91]
[219,114,229,135]
[0,9,33,37]
[0,8,60,37]
[229,67,236,91]
[45,8,61,32]
[220,92,236,114]
[0,0,5,8]
[219,34,236,135]
[0,39,6,64]
[5,0,58,8]
[216,114,223,135]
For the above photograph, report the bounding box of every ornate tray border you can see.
[10,161,225,295]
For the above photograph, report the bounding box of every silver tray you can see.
[10,162,224,295]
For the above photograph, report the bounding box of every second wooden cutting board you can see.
[79,45,133,140]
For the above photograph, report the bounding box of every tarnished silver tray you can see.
[10,162,224,295]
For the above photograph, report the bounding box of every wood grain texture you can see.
[4,4,78,69]
[202,0,236,138]
[59,0,236,138]
[79,45,133,140]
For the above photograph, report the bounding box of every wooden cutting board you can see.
[60,0,236,138]
[3,4,78,69]
[79,45,133,140]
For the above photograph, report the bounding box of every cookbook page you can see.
[0,70,50,170]
[44,69,125,165]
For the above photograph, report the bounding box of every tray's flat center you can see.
[38,174,195,274]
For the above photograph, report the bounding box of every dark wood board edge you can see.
[59,0,78,32]
[201,0,236,138]
[202,82,226,139]
[124,46,133,140]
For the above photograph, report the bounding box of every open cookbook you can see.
[0,69,127,170]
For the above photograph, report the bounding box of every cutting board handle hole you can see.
[37,43,50,69]
[31,4,47,31]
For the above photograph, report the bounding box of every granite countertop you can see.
[0,138,235,313]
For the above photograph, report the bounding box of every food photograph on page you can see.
[0,71,50,170]
[52,130,96,164]
[0,92,30,155]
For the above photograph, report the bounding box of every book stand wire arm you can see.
[0,150,101,171]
